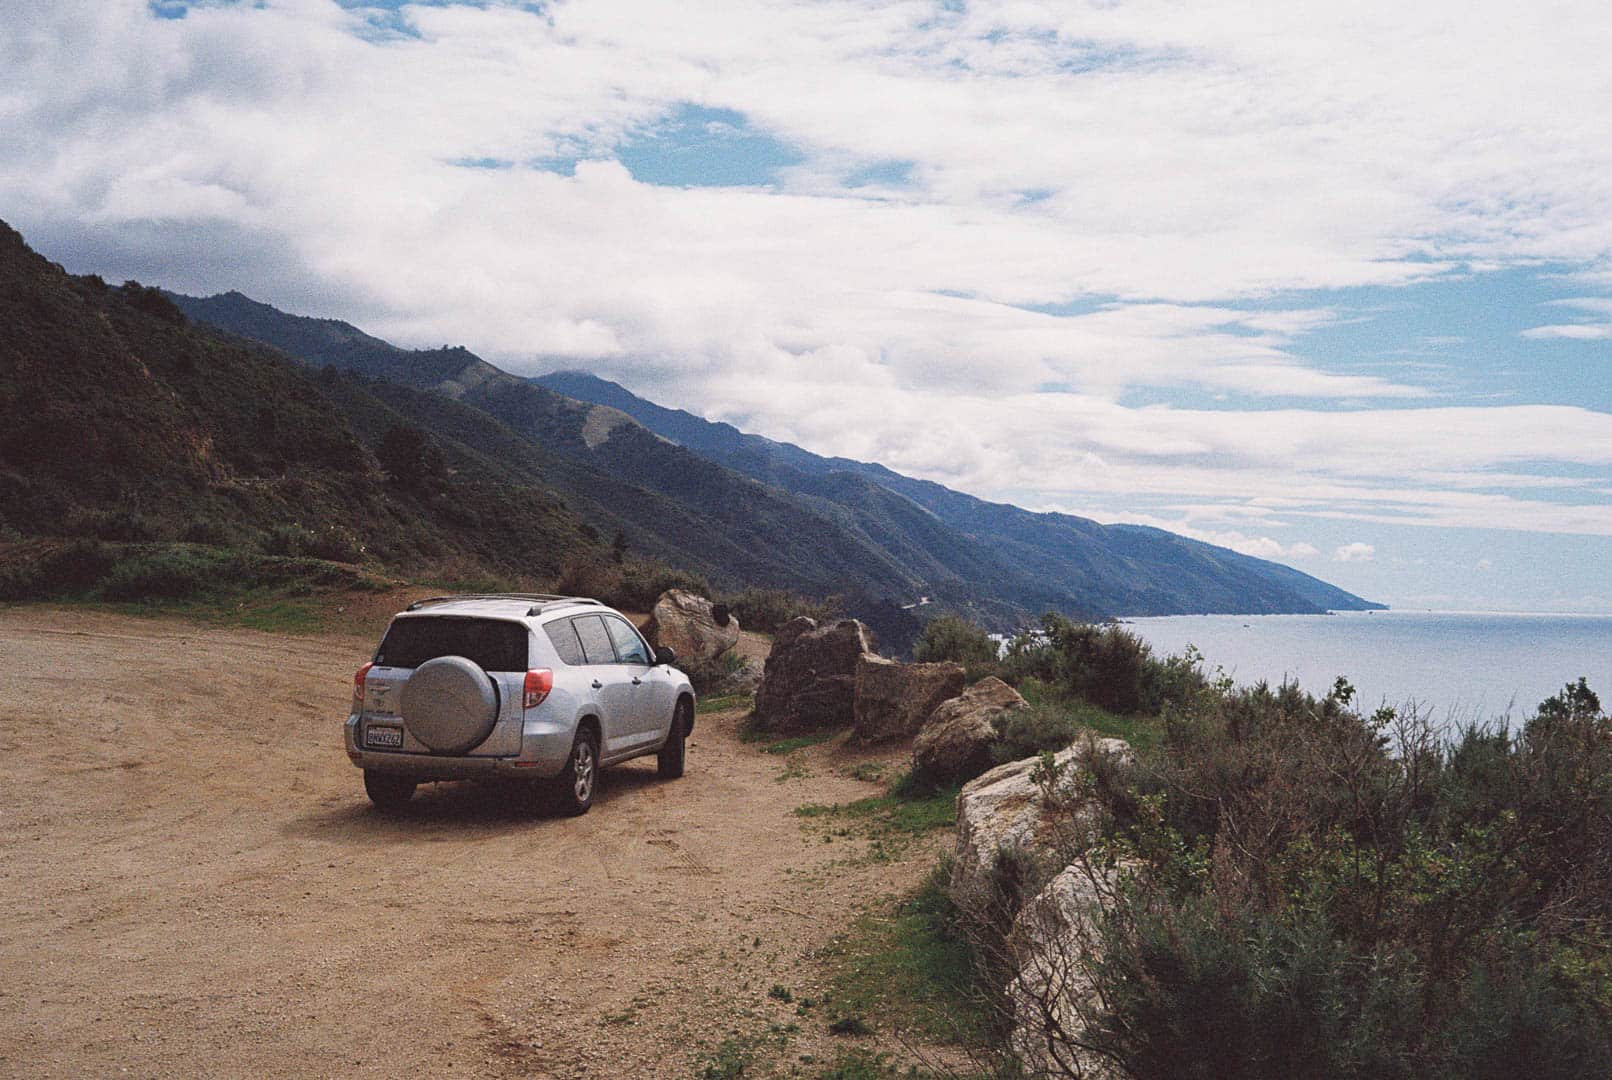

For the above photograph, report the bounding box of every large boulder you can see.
[1006,865,1120,1078]
[912,676,1027,785]
[643,589,740,663]
[950,738,1132,919]
[949,740,1134,1078]
[750,618,877,733]
[851,655,966,743]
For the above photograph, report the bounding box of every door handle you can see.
[591,679,602,689]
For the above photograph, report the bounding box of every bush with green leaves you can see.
[1006,677,1612,1078]
[913,614,1000,678]
[999,613,1207,715]
[722,587,842,634]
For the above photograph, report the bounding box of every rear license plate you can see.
[366,726,403,749]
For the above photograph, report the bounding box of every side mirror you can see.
[655,646,678,667]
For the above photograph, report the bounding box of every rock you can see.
[750,618,878,733]
[707,656,764,697]
[912,676,1027,785]
[949,738,1132,920]
[851,655,966,744]
[1006,865,1120,1078]
[643,589,740,663]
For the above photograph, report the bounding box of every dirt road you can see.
[0,607,937,1078]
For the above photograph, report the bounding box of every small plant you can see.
[768,984,795,1003]
[827,1014,872,1037]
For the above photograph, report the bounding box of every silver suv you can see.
[343,594,695,815]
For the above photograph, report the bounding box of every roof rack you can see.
[404,593,604,617]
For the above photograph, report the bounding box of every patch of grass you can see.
[817,864,991,1047]
[776,756,811,783]
[697,1024,796,1079]
[845,762,886,783]
[795,786,958,836]
[827,1015,873,1037]
[795,782,959,862]
[760,731,835,755]
[699,692,755,715]
[1001,679,1162,756]
[768,984,795,1004]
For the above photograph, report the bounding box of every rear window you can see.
[375,616,530,672]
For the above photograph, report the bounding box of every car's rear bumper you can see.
[343,715,571,780]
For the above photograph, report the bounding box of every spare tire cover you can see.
[400,655,499,753]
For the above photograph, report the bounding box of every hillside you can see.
[538,371,1383,616]
[0,220,600,591]
[168,291,928,609]
[169,291,1381,624]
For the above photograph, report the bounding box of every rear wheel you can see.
[364,770,417,811]
[551,728,599,816]
[658,699,690,779]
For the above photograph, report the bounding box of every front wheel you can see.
[551,728,599,816]
[364,769,417,811]
[658,699,690,779]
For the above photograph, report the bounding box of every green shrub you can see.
[63,507,164,542]
[723,587,841,634]
[551,556,624,603]
[1000,614,1208,715]
[179,518,258,549]
[100,546,225,600]
[0,539,119,600]
[988,701,1078,764]
[1028,678,1612,1079]
[613,562,712,612]
[913,614,999,677]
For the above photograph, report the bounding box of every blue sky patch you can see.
[612,105,804,188]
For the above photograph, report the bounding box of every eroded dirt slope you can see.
[0,607,935,1078]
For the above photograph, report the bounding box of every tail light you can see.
[524,669,554,711]
[352,661,374,711]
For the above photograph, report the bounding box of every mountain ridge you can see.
[534,370,1383,617]
[165,287,1381,623]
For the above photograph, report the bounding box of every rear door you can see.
[366,615,529,756]
[570,614,639,756]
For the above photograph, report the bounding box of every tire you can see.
[551,727,599,816]
[658,699,690,780]
[399,655,499,754]
[364,769,417,811]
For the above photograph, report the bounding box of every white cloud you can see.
[1521,324,1612,341]
[1334,542,1377,563]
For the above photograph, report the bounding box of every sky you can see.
[3,0,1610,612]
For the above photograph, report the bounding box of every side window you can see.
[604,615,651,665]
[543,620,586,666]
[572,615,615,665]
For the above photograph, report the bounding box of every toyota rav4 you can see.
[343,594,695,814]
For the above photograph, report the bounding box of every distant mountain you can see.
[168,287,1380,623]
[533,371,1385,617]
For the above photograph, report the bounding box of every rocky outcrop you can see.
[950,738,1132,919]
[912,676,1027,785]
[750,618,877,733]
[948,739,1135,1078]
[643,589,740,663]
[1007,865,1119,1078]
[850,655,966,743]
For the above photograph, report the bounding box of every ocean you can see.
[1121,610,1612,728]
